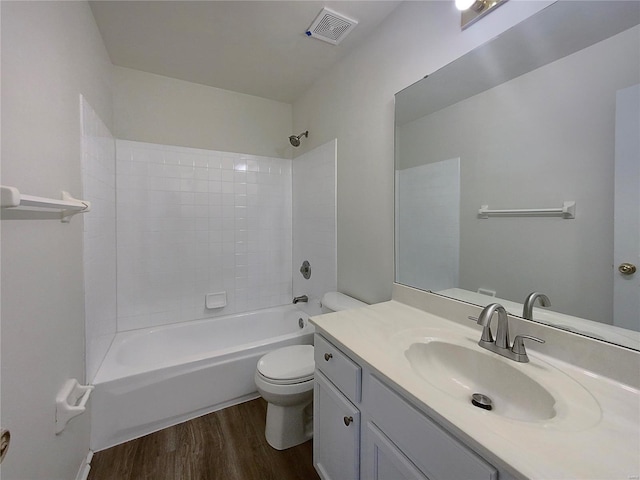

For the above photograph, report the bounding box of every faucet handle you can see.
[511,335,545,362]
[468,316,493,343]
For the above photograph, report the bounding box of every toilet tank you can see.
[320,292,368,313]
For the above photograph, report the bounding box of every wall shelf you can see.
[478,201,575,219]
[1,185,91,222]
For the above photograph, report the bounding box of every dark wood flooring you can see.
[88,398,320,480]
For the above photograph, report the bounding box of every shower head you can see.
[289,131,308,147]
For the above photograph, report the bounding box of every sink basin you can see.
[405,341,557,422]
[394,327,602,430]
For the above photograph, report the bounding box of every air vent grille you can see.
[306,8,358,45]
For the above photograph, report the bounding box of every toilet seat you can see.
[257,345,314,385]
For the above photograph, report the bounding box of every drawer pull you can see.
[324,353,333,361]
[343,416,353,426]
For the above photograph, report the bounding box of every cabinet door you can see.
[366,376,497,480]
[314,371,360,480]
[362,422,430,480]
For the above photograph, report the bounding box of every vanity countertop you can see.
[310,300,640,480]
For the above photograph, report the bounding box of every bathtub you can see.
[90,305,315,451]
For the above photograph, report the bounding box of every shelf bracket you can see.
[60,191,91,223]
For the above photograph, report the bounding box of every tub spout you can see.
[293,295,308,304]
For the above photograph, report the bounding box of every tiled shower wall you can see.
[396,157,460,292]
[82,132,334,380]
[115,140,292,332]
[292,139,337,308]
[81,96,117,381]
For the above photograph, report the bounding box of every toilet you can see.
[319,291,368,313]
[254,291,367,450]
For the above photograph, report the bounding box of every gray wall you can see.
[112,2,553,306]
[1,1,112,478]
[113,66,293,159]
[291,1,550,304]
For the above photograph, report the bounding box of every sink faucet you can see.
[474,303,544,363]
[293,295,308,304]
[522,292,551,320]
[476,303,510,349]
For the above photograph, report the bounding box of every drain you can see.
[471,393,493,411]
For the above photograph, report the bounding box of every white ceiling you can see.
[90,1,402,104]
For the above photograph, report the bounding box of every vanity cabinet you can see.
[313,333,498,480]
[314,334,362,480]
[364,375,497,480]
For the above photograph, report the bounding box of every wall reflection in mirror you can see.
[394,1,640,350]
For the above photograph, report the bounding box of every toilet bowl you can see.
[255,345,315,450]
[255,292,367,450]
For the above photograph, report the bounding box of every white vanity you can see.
[310,285,640,480]
[331,2,640,478]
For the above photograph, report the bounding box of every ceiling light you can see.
[458,0,508,29]
[455,0,483,11]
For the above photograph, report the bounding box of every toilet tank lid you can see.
[321,292,368,311]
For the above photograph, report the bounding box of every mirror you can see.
[395,1,640,350]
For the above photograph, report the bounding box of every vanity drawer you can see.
[315,334,361,403]
[367,375,497,480]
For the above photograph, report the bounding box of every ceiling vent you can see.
[305,8,358,45]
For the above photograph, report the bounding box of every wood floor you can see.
[88,398,320,480]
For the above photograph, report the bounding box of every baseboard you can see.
[75,450,93,480]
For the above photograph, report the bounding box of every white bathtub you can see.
[90,305,315,451]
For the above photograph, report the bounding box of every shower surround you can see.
[82,99,336,384]
[84,133,337,450]
[115,140,293,332]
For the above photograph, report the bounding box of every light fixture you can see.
[457,0,508,29]
[455,0,484,11]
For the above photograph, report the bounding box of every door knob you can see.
[343,416,353,426]
[618,263,637,275]
[0,429,10,464]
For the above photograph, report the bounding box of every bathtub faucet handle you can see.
[293,295,308,304]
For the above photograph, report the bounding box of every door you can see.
[362,422,430,480]
[614,84,640,331]
[313,372,360,480]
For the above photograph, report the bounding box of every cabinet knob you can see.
[343,416,353,426]
[324,353,333,361]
